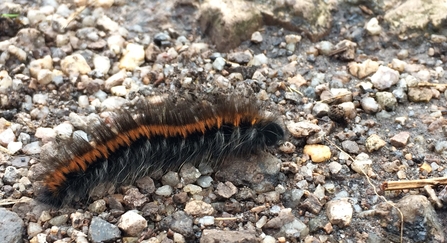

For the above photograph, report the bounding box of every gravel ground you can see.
[2,0,447,242]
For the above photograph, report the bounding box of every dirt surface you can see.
[2,0,447,242]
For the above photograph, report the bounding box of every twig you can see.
[214,217,239,221]
[382,177,447,191]
[287,86,303,96]
[64,5,87,29]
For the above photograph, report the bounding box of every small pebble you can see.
[365,134,386,152]
[361,97,380,113]
[365,17,382,35]
[303,144,331,163]
[117,211,147,237]
[216,181,238,198]
[286,121,321,138]
[155,185,173,196]
[390,131,410,148]
[196,176,213,188]
[251,31,263,43]
[370,66,400,90]
[326,199,353,227]
[184,200,215,216]
[183,184,202,194]
[198,216,215,226]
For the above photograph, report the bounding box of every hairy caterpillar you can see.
[37,95,284,207]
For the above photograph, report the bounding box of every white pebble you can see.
[0,70,13,91]
[110,85,127,97]
[54,123,73,140]
[155,185,173,196]
[35,127,56,143]
[248,53,268,66]
[33,93,48,105]
[119,43,145,71]
[371,66,400,90]
[37,69,54,85]
[212,57,226,71]
[365,17,382,35]
[0,128,16,146]
[8,142,22,154]
[93,54,111,74]
[251,31,263,43]
[198,216,215,226]
[196,176,213,188]
[78,95,89,108]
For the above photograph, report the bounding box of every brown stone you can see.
[390,131,410,148]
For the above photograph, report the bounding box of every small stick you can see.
[214,217,239,221]
[382,177,447,191]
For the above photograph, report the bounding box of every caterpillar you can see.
[36,95,284,207]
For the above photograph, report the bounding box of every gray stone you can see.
[279,219,309,239]
[312,102,329,117]
[88,217,121,243]
[48,214,69,226]
[228,51,253,64]
[123,187,148,208]
[201,229,258,243]
[0,208,24,243]
[3,166,20,185]
[387,195,444,242]
[88,200,107,214]
[135,176,155,194]
[215,151,280,193]
[384,0,447,34]
[170,211,194,238]
[161,171,180,187]
[341,140,360,154]
[179,163,201,184]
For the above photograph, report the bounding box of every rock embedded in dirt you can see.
[201,229,258,243]
[385,195,444,242]
[286,121,321,138]
[348,59,379,79]
[216,181,238,198]
[89,217,121,243]
[370,66,400,90]
[326,199,353,227]
[408,87,433,102]
[360,97,380,114]
[0,208,24,243]
[184,200,215,216]
[375,91,397,111]
[365,134,386,152]
[341,140,360,154]
[390,131,410,148]
[303,144,331,163]
[117,211,147,237]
